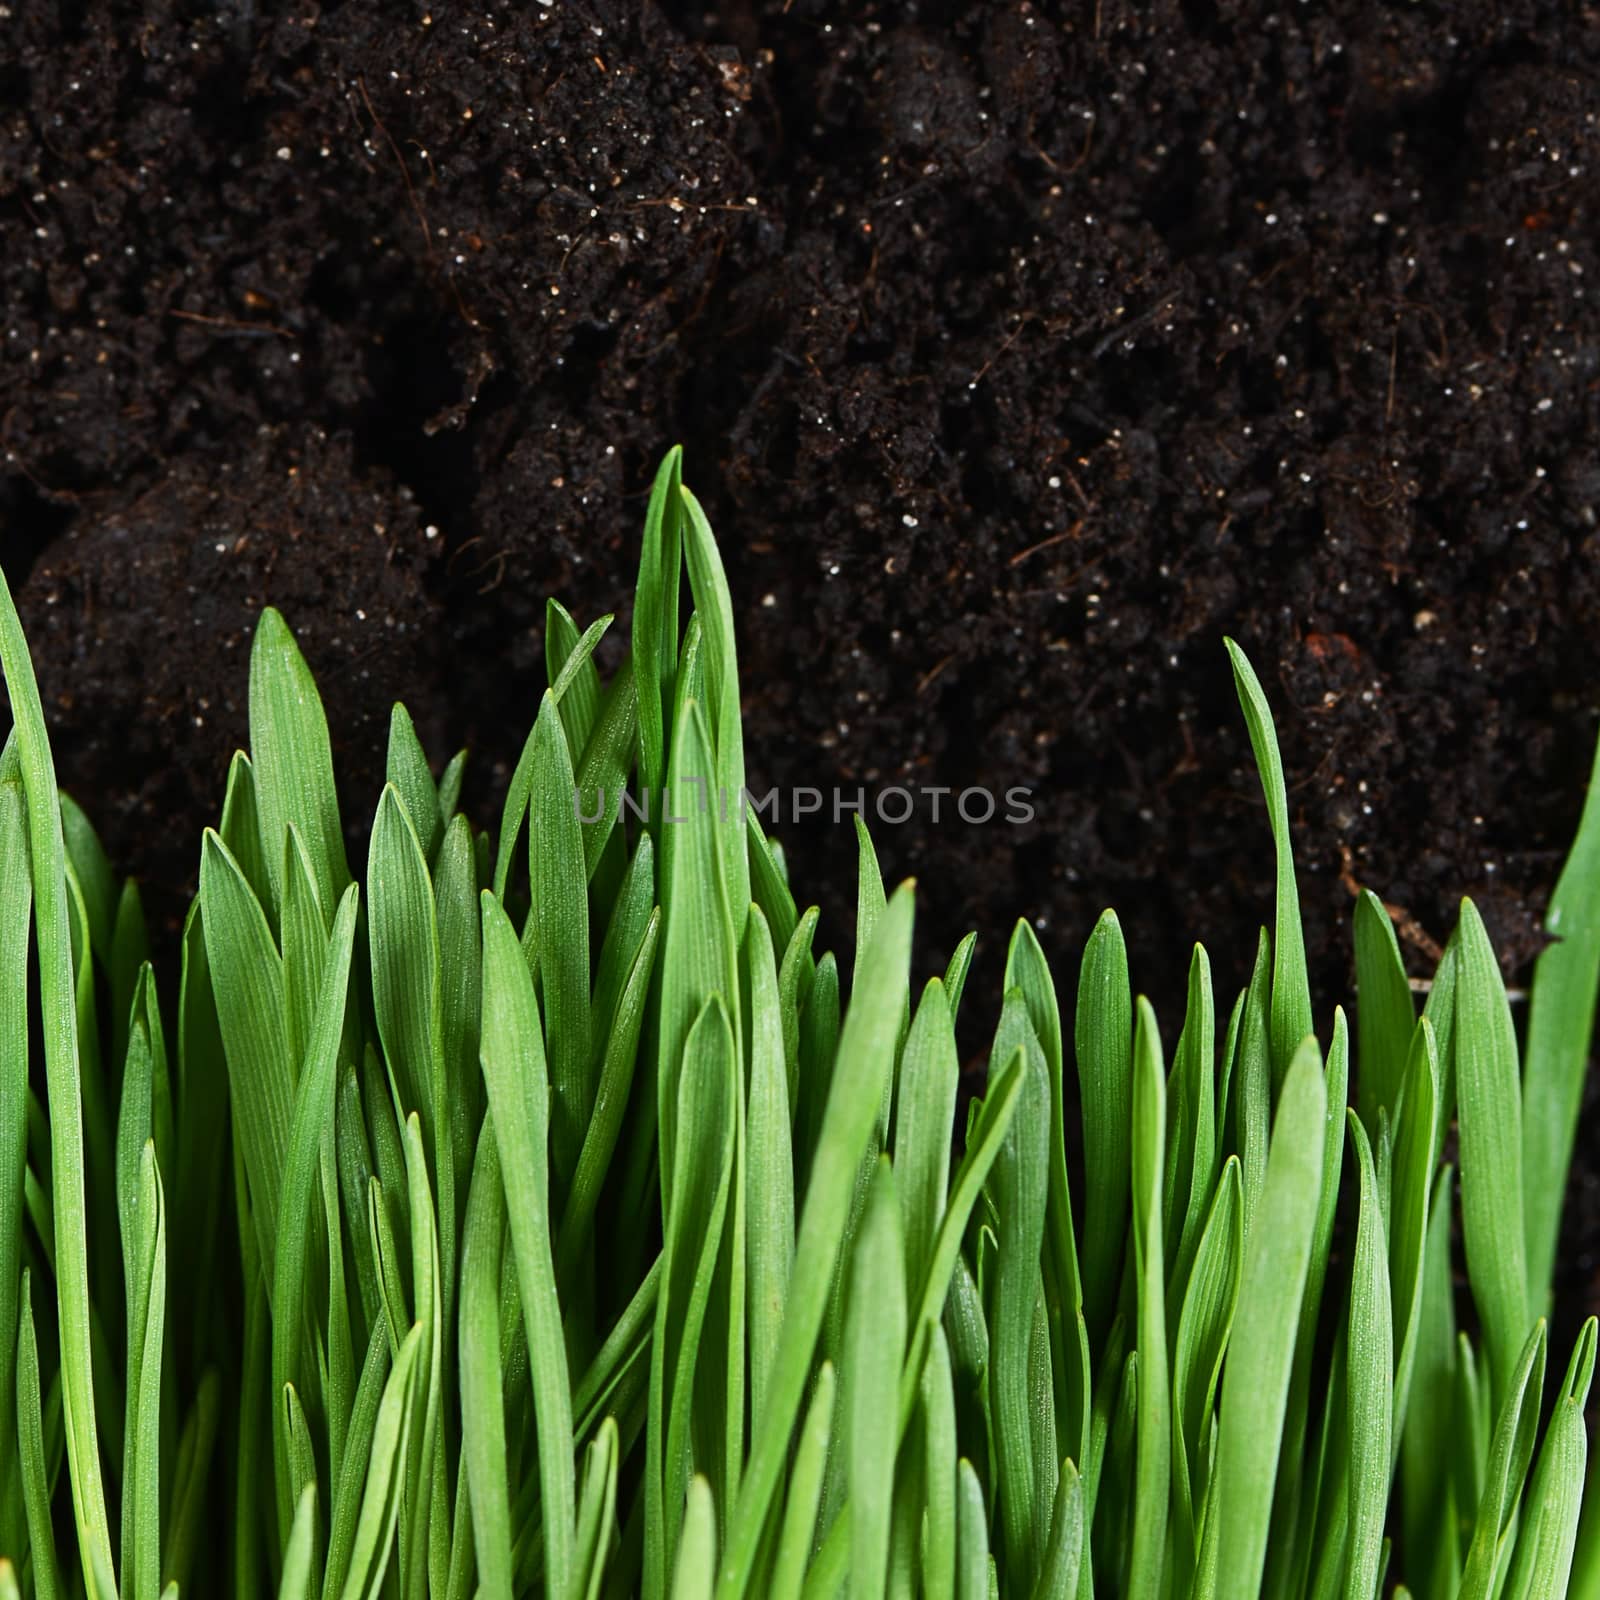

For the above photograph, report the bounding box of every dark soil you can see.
[3,3,1599,1331]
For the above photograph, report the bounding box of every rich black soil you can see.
[2,3,1598,1329]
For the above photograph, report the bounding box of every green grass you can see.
[0,446,1599,1599]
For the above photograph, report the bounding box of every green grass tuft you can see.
[0,450,1598,1598]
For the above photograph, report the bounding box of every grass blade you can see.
[387,702,443,865]
[1354,890,1415,1130]
[719,882,914,1600]
[1128,997,1169,1600]
[1212,1037,1327,1595]
[846,1160,906,1599]
[955,1459,989,1600]
[1172,1158,1243,1559]
[650,995,736,1597]
[1504,1318,1596,1600]
[1459,1319,1547,1600]
[1523,726,1600,1311]
[479,891,576,1600]
[529,688,593,1190]
[893,978,958,1313]
[1225,639,1312,1085]
[989,993,1052,1593]
[17,1271,63,1600]
[1345,1112,1393,1600]
[0,779,32,1559]
[1075,909,1131,1344]
[271,886,359,1541]
[249,606,350,919]
[671,1477,717,1600]
[745,904,795,1431]
[0,565,116,1589]
[277,1484,318,1600]
[768,1363,835,1600]
[202,828,294,1279]
[460,1120,513,1600]
[1456,897,1529,1407]
[634,446,685,812]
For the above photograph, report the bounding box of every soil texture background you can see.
[2,2,1599,1334]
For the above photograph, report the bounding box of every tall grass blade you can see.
[0,565,116,1589]
[1523,728,1600,1311]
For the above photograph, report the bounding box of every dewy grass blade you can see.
[900,1043,1024,1435]
[436,746,467,824]
[989,991,1052,1592]
[17,1270,64,1600]
[745,904,795,1432]
[1166,942,1216,1306]
[339,1320,423,1600]
[650,994,736,1599]
[547,597,604,760]
[324,1315,393,1600]
[0,780,31,1558]
[574,1417,621,1600]
[1388,1019,1438,1461]
[778,905,820,1108]
[1354,889,1415,1130]
[1172,1157,1243,1559]
[845,1159,906,1600]
[202,827,295,1278]
[1345,1112,1393,1600]
[1504,1317,1596,1600]
[1523,726,1600,1312]
[1225,639,1313,1085]
[1456,897,1530,1407]
[271,886,358,1540]
[942,931,977,1022]
[1232,930,1272,1237]
[768,1364,836,1600]
[277,1483,317,1600]
[719,882,913,1600]
[1400,1164,1458,1595]
[59,789,115,961]
[747,809,802,962]
[1459,1318,1547,1600]
[634,446,685,812]
[220,748,274,921]
[1006,917,1089,1465]
[955,1459,990,1600]
[161,1371,221,1596]
[1422,927,1461,1170]
[1212,1037,1326,1596]
[921,1327,958,1600]
[671,1476,717,1600]
[460,1119,515,1600]
[399,1111,445,1600]
[660,701,740,1195]
[577,664,640,878]
[435,813,484,1210]
[249,606,351,919]
[528,688,593,1189]
[1033,1459,1084,1600]
[479,891,576,1600]
[681,484,750,928]
[1075,908,1132,1344]
[0,565,115,1589]
[557,905,660,1293]
[1265,1005,1350,1600]
[893,977,958,1306]
[387,702,444,867]
[281,823,330,1071]
[369,784,444,1127]
[1129,997,1170,1600]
